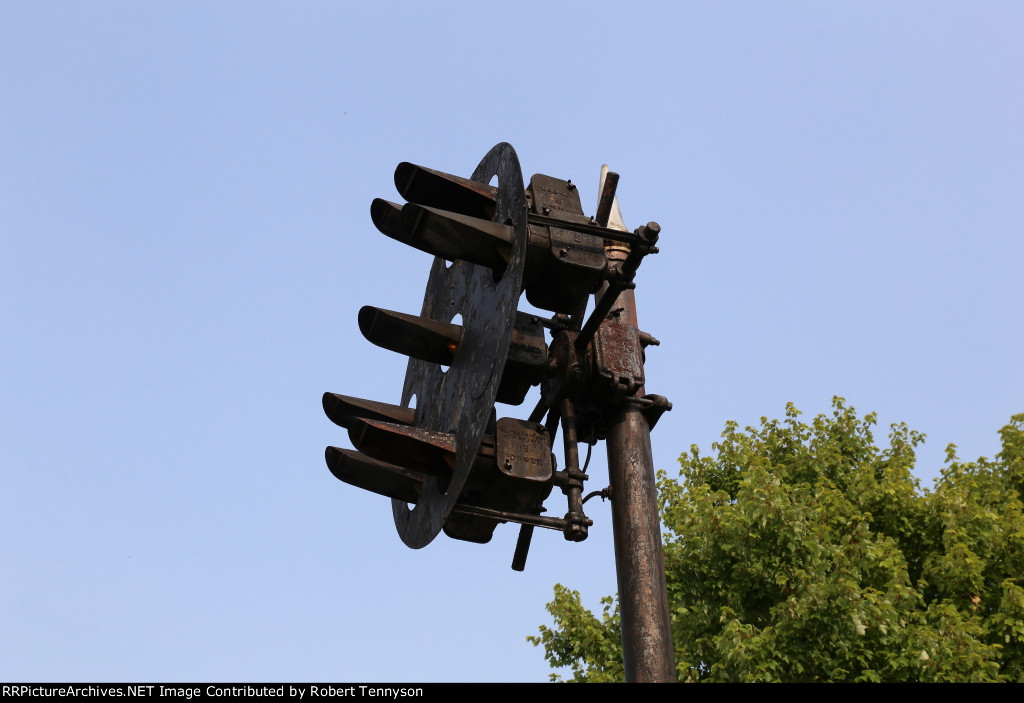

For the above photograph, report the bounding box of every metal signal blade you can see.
[345,418,456,481]
[371,199,513,271]
[369,199,406,241]
[325,447,422,504]
[394,162,497,219]
[400,204,513,270]
[357,306,462,366]
[322,393,415,430]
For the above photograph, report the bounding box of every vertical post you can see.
[603,287,676,682]
[599,167,675,682]
[606,395,675,682]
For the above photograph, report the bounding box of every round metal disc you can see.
[393,143,528,548]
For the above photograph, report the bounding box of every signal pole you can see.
[598,167,676,682]
[608,403,675,681]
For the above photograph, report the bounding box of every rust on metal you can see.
[494,418,551,481]
[496,313,548,405]
[595,178,675,680]
[394,142,529,549]
[594,170,619,228]
[558,398,588,542]
[450,503,589,531]
[325,447,423,505]
[358,306,462,367]
[322,393,415,430]
[592,320,645,399]
[372,199,515,272]
[395,161,499,220]
[347,418,456,482]
[323,143,676,680]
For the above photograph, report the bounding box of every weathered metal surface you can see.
[402,204,514,269]
[324,446,423,505]
[527,173,589,225]
[322,393,415,429]
[519,174,604,314]
[372,199,514,272]
[595,183,675,679]
[546,226,606,270]
[358,306,462,367]
[594,170,619,228]
[521,224,606,314]
[368,199,408,242]
[638,393,672,432]
[325,148,677,679]
[347,418,456,482]
[494,418,551,481]
[393,142,528,549]
[394,161,498,220]
[392,162,656,246]
[592,320,645,399]
[574,221,660,354]
[379,168,634,318]
[505,313,547,371]
[445,415,553,544]
[495,313,547,405]
[606,403,675,682]
[450,503,587,531]
[512,402,564,571]
[559,398,589,542]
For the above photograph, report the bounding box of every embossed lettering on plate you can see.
[495,417,552,482]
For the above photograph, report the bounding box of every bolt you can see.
[558,248,568,257]
[566,180,575,190]
[504,457,513,469]
[542,206,551,215]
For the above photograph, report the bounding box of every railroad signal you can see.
[322,143,677,681]
[323,142,667,560]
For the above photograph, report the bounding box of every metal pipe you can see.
[597,199,676,681]
[606,400,675,682]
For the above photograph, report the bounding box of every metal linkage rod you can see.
[452,503,590,531]
[560,398,588,542]
[574,222,660,354]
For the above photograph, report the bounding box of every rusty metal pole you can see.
[603,289,676,682]
[598,168,676,683]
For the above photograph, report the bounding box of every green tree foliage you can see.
[529,399,1024,682]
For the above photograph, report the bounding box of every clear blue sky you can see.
[2,1,1021,683]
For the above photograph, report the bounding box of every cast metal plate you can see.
[393,143,528,548]
[494,418,552,482]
